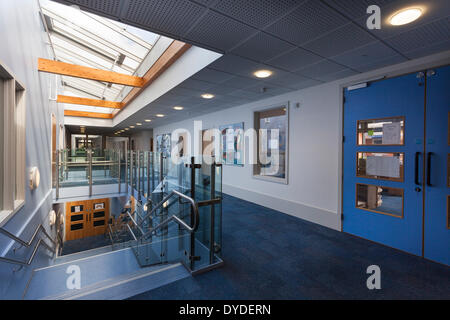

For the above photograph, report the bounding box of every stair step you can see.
[23,247,189,300]
[44,263,189,300]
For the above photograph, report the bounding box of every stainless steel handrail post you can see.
[55,150,60,200]
[125,149,128,188]
[190,156,196,270]
[130,151,134,195]
[118,150,121,194]
[209,158,216,264]
[88,149,93,196]
[137,151,141,202]
[147,151,150,200]
[159,152,164,193]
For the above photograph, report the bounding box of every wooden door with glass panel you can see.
[65,199,110,240]
[88,199,110,236]
[65,201,89,241]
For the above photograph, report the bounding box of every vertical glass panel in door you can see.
[343,73,424,256]
[424,65,450,266]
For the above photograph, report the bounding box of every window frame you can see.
[252,102,289,185]
[0,62,26,227]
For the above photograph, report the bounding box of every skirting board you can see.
[222,184,341,231]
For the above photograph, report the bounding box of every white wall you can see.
[0,0,64,299]
[154,50,450,232]
[130,130,153,151]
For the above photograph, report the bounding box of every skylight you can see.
[39,0,161,114]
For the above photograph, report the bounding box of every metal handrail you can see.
[0,224,57,266]
[0,238,55,266]
[135,190,199,239]
[138,190,197,227]
[0,224,56,251]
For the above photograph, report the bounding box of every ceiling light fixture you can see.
[173,106,184,110]
[130,126,135,128]
[145,119,152,122]
[156,114,165,118]
[125,128,130,131]
[136,123,142,126]
[201,93,215,99]
[389,7,423,26]
[253,69,273,78]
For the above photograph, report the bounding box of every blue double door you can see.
[343,65,450,266]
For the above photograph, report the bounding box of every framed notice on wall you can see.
[219,123,244,166]
[156,133,171,155]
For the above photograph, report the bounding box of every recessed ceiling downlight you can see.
[390,8,422,26]
[201,93,215,99]
[253,69,273,78]
[156,114,165,118]
[173,106,184,110]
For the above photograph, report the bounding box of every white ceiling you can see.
[53,0,450,133]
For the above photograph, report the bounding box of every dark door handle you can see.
[427,152,434,187]
[415,152,421,185]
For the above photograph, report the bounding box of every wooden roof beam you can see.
[38,58,145,87]
[64,110,113,119]
[57,95,123,109]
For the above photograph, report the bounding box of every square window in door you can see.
[356,183,404,218]
[357,152,404,182]
[357,116,405,146]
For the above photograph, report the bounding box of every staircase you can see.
[19,154,224,300]
[23,247,189,300]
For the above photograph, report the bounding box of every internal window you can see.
[0,63,26,224]
[253,104,289,184]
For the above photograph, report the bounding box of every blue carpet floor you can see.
[129,194,450,300]
[61,234,112,256]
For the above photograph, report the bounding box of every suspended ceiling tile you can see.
[231,32,296,62]
[124,0,206,36]
[179,78,215,91]
[317,68,359,82]
[303,23,376,58]
[384,17,450,54]
[192,0,220,7]
[323,0,398,20]
[228,89,266,100]
[354,54,407,73]
[262,71,311,88]
[219,75,265,89]
[349,1,450,41]
[288,78,324,90]
[246,83,293,96]
[208,54,265,78]
[168,86,202,98]
[266,47,323,71]
[185,10,258,51]
[295,59,347,79]
[191,68,235,84]
[212,0,304,29]
[403,39,450,60]
[265,0,349,46]
[330,41,399,69]
[206,84,240,95]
